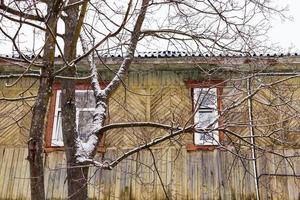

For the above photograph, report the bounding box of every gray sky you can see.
[1,0,300,55]
[268,0,300,52]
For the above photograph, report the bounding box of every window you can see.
[193,88,219,145]
[51,90,96,146]
[45,82,100,149]
[185,80,224,150]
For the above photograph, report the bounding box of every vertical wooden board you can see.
[1,148,14,198]
[125,158,131,200]
[43,153,50,199]
[0,147,6,199]
[208,151,215,200]
[90,166,99,199]
[201,151,209,200]
[11,148,23,199]
[97,168,105,200]
[238,155,247,200]
[267,152,277,200]
[167,148,173,198]
[25,158,32,199]
[60,156,68,199]
[153,149,160,200]
[148,71,154,87]
[134,152,142,200]
[217,151,226,200]
[169,148,175,199]
[17,149,30,199]
[140,150,148,199]
[46,152,59,199]
[8,147,21,199]
[88,166,96,199]
[171,147,181,199]
[109,165,117,200]
[53,152,66,199]
[96,166,104,199]
[50,152,63,199]
[186,151,192,199]
[182,148,188,199]
[114,160,121,199]
[235,155,242,199]
[161,148,168,200]
[119,157,126,200]
[273,150,288,200]
[285,149,299,200]
[127,154,136,200]
[194,152,199,200]
[99,167,107,200]
[236,155,243,199]
[226,151,234,199]
[225,151,235,199]
[124,157,131,200]
[145,150,151,199]
[212,150,220,200]
[193,152,198,200]
[244,158,255,199]
[292,149,300,199]
[104,151,116,200]
[187,152,195,200]
[0,147,4,171]
[258,153,271,200]
[101,151,110,200]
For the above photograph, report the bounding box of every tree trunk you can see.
[28,73,53,200]
[61,76,90,200]
[61,2,89,199]
[28,1,62,199]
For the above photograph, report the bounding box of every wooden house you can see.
[0,53,299,199]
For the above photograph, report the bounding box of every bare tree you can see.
[1,0,298,200]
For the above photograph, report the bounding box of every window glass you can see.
[193,87,219,145]
[56,90,96,108]
[194,88,217,109]
[194,132,215,145]
[52,111,63,146]
[51,90,95,146]
[77,111,94,143]
[75,91,96,108]
[195,111,217,129]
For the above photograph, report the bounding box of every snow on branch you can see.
[78,125,193,169]
[76,0,150,160]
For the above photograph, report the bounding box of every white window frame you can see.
[193,87,219,145]
[51,90,95,146]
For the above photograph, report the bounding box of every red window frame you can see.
[185,80,225,151]
[45,82,105,153]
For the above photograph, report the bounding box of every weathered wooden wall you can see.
[1,146,300,199]
[0,62,299,199]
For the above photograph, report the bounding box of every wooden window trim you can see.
[185,80,225,151]
[45,81,105,153]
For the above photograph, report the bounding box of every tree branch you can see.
[80,125,193,169]
[0,3,45,22]
[97,122,182,135]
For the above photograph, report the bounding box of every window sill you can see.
[186,144,218,151]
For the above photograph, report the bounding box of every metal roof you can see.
[0,51,299,60]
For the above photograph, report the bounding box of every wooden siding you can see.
[0,78,37,147]
[0,147,300,199]
[0,69,299,199]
